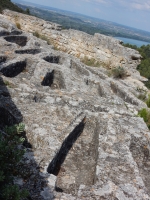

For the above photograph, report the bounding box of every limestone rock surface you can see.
[2,10,147,81]
[0,12,150,200]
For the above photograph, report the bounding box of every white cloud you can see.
[118,0,150,11]
[131,2,150,10]
[81,0,108,4]
[79,0,150,11]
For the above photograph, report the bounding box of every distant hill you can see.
[12,0,150,43]
[0,0,25,13]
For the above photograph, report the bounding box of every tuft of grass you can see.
[15,22,21,30]
[81,56,101,67]
[4,80,14,88]
[146,94,150,108]
[102,60,112,69]
[53,45,60,51]
[110,66,127,78]
[33,31,40,38]
[138,108,150,129]
[33,31,51,45]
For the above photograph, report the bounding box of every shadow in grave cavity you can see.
[47,117,86,176]
[41,70,54,87]
[0,60,26,77]
[43,56,59,64]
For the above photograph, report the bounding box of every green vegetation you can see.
[138,108,150,129]
[111,66,127,78]
[146,94,150,108]
[81,56,101,67]
[123,43,150,89]
[33,31,51,45]
[0,123,29,200]
[25,8,30,15]
[0,0,24,13]
[4,80,14,88]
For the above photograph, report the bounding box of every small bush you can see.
[15,22,21,30]
[111,66,126,78]
[0,123,28,200]
[26,8,30,15]
[138,108,150,129]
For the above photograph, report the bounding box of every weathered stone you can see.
[3,10,142,80]
[0,10,150,200]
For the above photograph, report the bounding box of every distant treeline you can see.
[124,43,150,88]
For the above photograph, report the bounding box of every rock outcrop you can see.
[2,10,145,80]
[0,11,150,200]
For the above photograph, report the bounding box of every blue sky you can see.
[16,0,150,32]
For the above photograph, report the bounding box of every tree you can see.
[26,8,30,15]
[0,123,28,200]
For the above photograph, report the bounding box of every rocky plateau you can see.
[0,10,150,200]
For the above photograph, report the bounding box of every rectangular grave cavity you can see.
[0,60,26,77]
[47,116,99,195]
[4,36,27,47]
[15,49,41,54]
[43,55,59,64]
[41,70,65,89]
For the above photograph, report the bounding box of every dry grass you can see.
[33,31,51,45]
[16,22,21,29]
[81,56,101,67]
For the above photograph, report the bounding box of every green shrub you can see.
[26,8,30,15]
[0,123,28,200]
[111,66,126,78]
[138,108,150,129]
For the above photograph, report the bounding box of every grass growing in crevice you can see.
[4,80,14,88]
[146,94,150,108]
[81,56,101,67]
[15,22,21,30]
[33,31,51,45]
